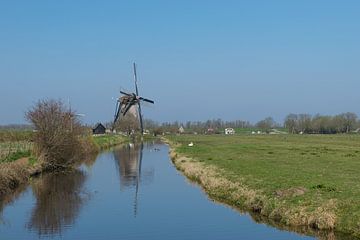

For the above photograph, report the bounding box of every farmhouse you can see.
[93,123,106,135]
[225,128,235,135]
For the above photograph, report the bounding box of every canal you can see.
[0,142,314,239]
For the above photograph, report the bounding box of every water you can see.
[0,142,315,239]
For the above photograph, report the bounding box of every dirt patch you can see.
[275,187,307,198]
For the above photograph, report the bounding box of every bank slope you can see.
[166,135,360,239]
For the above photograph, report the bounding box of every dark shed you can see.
[93,123,106,134]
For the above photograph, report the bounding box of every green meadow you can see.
[168,134,360,237]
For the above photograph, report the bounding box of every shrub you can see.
[25,99,83,169]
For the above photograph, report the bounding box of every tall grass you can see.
[0,130,33,142]
[0,141,33,163]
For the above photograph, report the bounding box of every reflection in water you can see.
[114,144,143,188]
[0,184,28,225]
[27,170,89,237]
[5,141,357,239]
[113,143,154,216]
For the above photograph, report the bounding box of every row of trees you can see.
[284,112,359,134]
[140,113,359,134]
[150,119,252,134]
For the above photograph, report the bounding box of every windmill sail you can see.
[112,62,154,134]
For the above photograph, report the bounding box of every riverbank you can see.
[92,134,128,150]
[0,134,128,198]
[166,134,360,239]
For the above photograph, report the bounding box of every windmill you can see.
[113,63,154,134]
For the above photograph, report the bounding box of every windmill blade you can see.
[114,100,119,117]
[113,101,122,127]
[139,97,154,104]
[139,101,154,108]
[138,100,144,135]
[134,142,143,217]
[122,102,135,116]
[133,62,139,96]
[120,90,132,96]
[138,142,143,177]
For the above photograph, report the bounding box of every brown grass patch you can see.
[0,160,30,196]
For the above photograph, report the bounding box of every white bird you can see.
[188,142,194,147]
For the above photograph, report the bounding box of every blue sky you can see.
[1,1,359,125]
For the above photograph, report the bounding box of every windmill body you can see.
[112,63,154,134]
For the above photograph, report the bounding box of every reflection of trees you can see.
[81,153,98,168]
[0,184,28,225]
[27,170,89,237]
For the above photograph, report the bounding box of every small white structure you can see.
[225,128,235,135]
[178,126,185,134]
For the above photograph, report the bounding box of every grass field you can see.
[0,130,34,163]
[92,134,128,150]
[0,141,33,163]
[0,130,33,142]
[168,134,360,238]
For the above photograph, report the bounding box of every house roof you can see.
[93,122,106,130]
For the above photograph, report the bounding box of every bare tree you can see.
[342,112,358,133]
[284,114,298,133]
[114,113,139,135]
[25,99,82,169]
[256,117,276,132]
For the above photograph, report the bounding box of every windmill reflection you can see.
[113,142,154,216]
[27,170,89,237]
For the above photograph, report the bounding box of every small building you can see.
[225,128,235,135]
[93,123,106,135]
[178,126,185,134]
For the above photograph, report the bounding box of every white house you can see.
[225,128,235,135]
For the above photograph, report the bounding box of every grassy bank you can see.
[0,132,127,198]
[167,134,360,238]
[0,130,39,196]
[92,134,128,150]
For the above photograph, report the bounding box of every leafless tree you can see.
[114,113,139,135]
[25,99,82,169]
[256,117,276,132]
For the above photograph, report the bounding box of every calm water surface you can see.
[0,142,315,239]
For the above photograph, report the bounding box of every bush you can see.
[25,99,83,169]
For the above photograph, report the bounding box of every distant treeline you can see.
[142,112,360,134]
[4,112,358,135]
[143,119,254,134]
[284,112,359,134]
[0,124,33,131]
